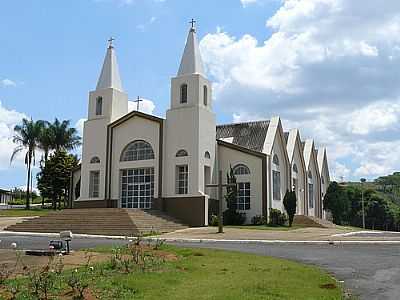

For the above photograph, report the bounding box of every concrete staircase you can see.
[293,215,336,228]
[5,208,188,236]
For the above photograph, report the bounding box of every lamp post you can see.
[360,178,366,229]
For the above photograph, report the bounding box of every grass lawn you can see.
[1,245,345,299]
[224,224,307,231]
[0,208,51,217]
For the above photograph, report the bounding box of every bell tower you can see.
[164,22,216,199]
[80,39,128,202]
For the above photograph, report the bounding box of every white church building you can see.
[70,24,330,226]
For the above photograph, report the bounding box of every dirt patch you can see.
[320,283,337,289]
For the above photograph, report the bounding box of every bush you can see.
[268,208,287,226]
[223,210,246,225]
[283,190,297,227]
[209,214,219,226]
[251,215,266,225]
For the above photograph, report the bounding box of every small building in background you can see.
[0,189,12,205]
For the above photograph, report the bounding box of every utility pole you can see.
[360,178,366,229]
[206,170,236,233]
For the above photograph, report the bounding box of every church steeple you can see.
[177,20,205,77]
[96,38,123,91]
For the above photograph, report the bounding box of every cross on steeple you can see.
[133,96,143,111]
[189,18,196,31]
[108,37,115,48]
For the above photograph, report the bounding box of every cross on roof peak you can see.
[133,96,144,111]
[108,37,115,48]
[189,18,196,32]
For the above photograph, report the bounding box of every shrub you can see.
[209,214,219,226]
[268,208,287,226]
[223,210,246,225]
[283,190,297,227]
[251,215,266,225]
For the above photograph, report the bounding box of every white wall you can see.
[270,132,290,212]
[110,116,161,204]
[291,140,307,215]
[217,144,264,224]
[307,152,321,217]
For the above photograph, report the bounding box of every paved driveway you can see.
[0,233,399,299]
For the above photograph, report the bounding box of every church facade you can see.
[70,24,330,226]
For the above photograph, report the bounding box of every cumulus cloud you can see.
[200,0,400,180]
[0,101,27,170]
[128,98,156,115]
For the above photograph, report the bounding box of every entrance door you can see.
[120,168,154,209]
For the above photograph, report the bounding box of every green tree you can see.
[323,182,349,225]
[10,118,44,209]
[283,190,297,227]
[223,166,245,225]
[37,150,78,209]
[49,118,81,151]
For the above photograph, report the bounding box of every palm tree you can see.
[50,118,81,151]
[11,118,43,209]
[37,121,53,165]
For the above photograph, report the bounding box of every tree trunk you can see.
[26,157,31,210]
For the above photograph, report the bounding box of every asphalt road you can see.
[1,233,399,300]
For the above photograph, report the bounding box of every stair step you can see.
[5,208,188,235]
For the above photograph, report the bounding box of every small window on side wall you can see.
[90,156,100,164]
[203,85,208,106]
[205,151,211,159]
[96,96,103,116]
[180,84,188,104]
[176,149,188,157]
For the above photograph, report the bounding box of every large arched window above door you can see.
[233,164,250,175]
[120,140,155,161]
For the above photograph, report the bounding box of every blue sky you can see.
[2,0,400,189]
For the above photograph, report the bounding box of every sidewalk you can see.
[159,226,400,242]
[0,217,34,231]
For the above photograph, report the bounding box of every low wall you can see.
[153,196,206,227]
[73,199,118,209]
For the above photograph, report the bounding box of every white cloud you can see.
[241,0,258,7]
[0,101,27,170]
[200,0,400,180]
[1,79,16,87]
[75,118,86,139]
[136,16,157,31]
[128,98,156,115]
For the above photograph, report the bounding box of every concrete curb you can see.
[2,231,400,244]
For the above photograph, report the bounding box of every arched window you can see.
[233,164,250,175]
[96,96,103,116]
[203,85,208,106]
[180,84,188,104]
[308,170,314,209]
[90,156,100,164]
[273,154,279,166]
[321,176,325,185]
[272,154,281,200]
[205,151,211,159]
[121,140,155,161]
[292,163,298,173]
[176,149,188,157]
